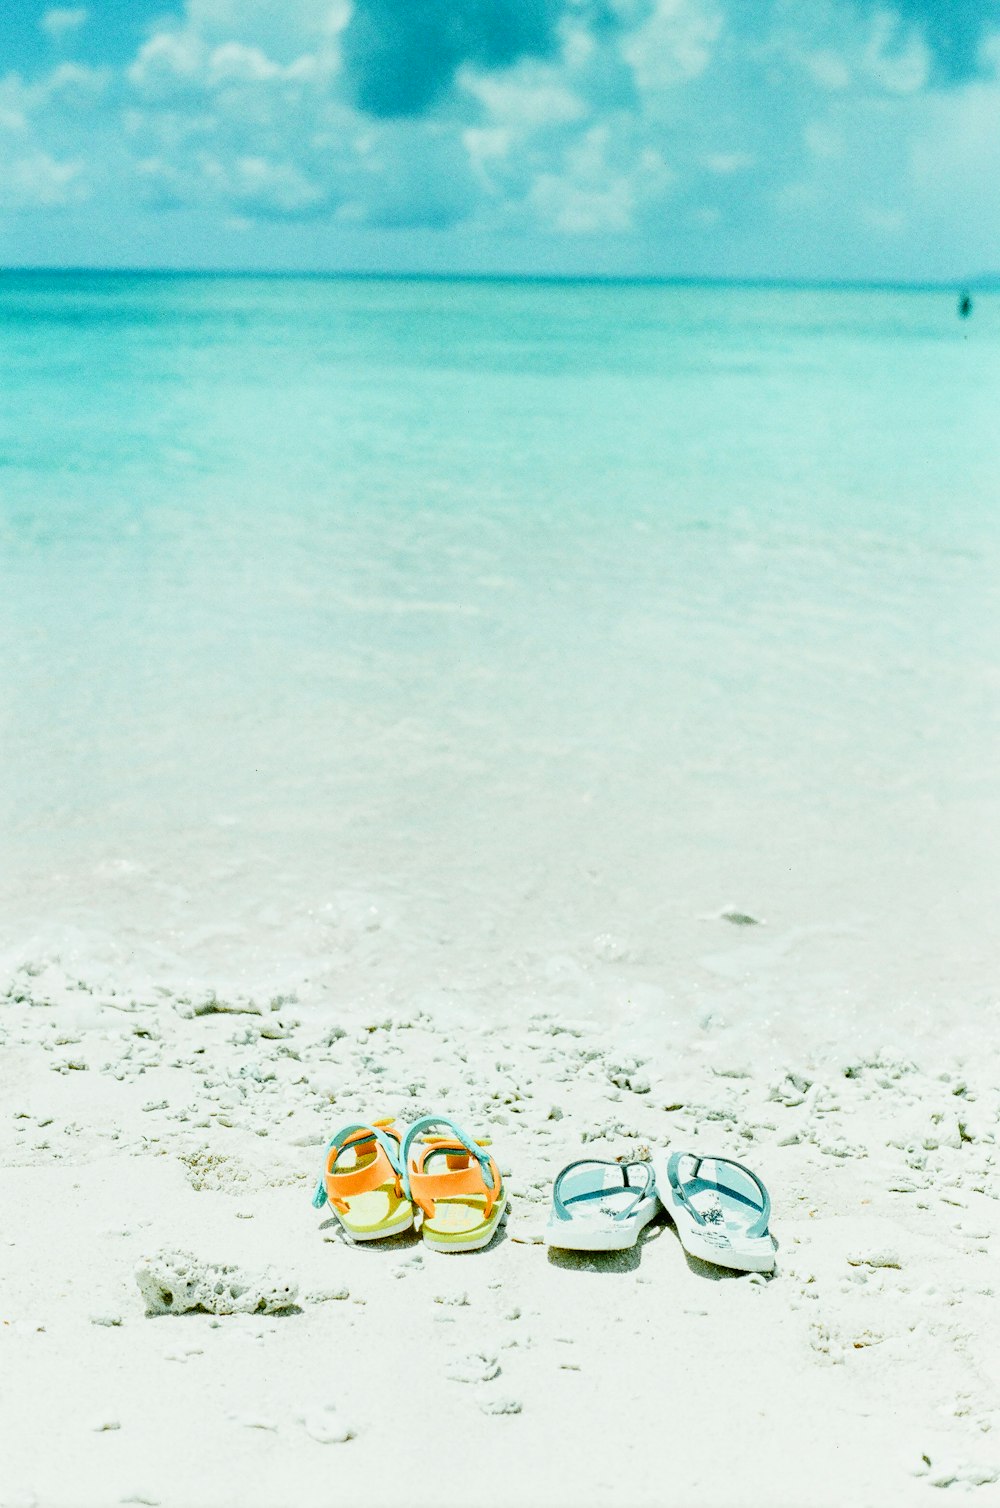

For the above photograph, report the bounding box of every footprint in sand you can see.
[300,1404,354,1444]
[446,1351,501,1384]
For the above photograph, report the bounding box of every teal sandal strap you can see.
[399,1116,492,1200]
[552,1159,654,1222]
[311,1122,402,1209]
[666,1152,771,1239]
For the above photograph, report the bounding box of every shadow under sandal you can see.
[545,1159,659,1252]
[653,1151,775,1273]
[401,1115,507,1254]
[311,1120,413,1242]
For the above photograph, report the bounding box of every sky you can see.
[1,0,999,280]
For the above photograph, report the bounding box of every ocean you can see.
[2,273,997,1052]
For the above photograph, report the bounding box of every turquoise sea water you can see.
[1,274,998,1039]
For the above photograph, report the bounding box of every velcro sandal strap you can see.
[311,1122,402,1211]
[407,1145,502,1221]
[400,1116,493,1199]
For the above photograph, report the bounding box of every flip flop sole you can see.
[673,1217,776,1272]
[545,1197,660,1252]
[657,1172,776,1273]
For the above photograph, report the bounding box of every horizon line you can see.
[0,264,987,293]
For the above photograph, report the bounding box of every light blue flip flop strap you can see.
[552,1159,655,1222]
[311,1122,402,1209]
[399,1115,492,1200]
[666,1152,771,1239]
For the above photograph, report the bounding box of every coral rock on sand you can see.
[135,1249,298,1316]
[479,1395,523,1416]
[846,1248,902,1271]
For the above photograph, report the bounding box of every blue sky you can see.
[1,0,999,279]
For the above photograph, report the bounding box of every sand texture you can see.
[3,952,999,1508]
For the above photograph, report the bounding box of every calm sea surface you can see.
[1,274,997,1043]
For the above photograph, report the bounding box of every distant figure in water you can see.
[959,291,973,318]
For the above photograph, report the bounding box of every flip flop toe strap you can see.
[552,1159,655,1223]
[666,1152,771,1239]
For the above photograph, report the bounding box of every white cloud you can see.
[801,49,852,91]
[124,14,351,219]
[980,31,1000,75]
[0,0,996,282]
[621,0,723,95]
[40,8,89,42]
[206,43,288,86]
[910,80,1000,192]
[0,149,87,207]
[128,32,208,96]
[180,0,348,67]
[0,79,30,133]
[804,120,845,159]
[0,61,107,132]
[530,171,634,233]
[201,153,328,214]
[863,15,931,94]
[134,150,332,218]
[462,125,515,194]
[525,122,675,235]
[860,202,905,233]
[704,150,755,173]
[463,126,513,164]
[105,0,947,254]
[460,66,586,128]
[42,62,110,101]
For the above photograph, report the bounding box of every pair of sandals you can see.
[312,1116,507,1254]
[545,1151,775,1272]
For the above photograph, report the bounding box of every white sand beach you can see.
[3,936,1000,1508]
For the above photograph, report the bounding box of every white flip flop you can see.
[545,1158,660,1252]
[652,1150,775,1273]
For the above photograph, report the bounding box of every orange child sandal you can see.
[311,1120,414,1242]
[401,1116,507,1254]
